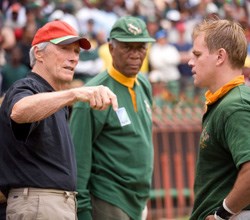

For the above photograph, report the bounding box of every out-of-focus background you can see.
[1,0,250,219]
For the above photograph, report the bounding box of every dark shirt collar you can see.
[27,72,55,92]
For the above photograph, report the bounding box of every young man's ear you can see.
[216,48,227,66]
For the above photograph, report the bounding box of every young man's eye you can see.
[194,52,200,57]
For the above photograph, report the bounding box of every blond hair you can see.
[192,18,247,69]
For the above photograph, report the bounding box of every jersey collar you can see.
[108,65,139,88]
[205,75,245,105]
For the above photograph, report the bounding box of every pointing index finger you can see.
[109,93,118,111]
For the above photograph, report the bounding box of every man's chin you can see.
[127,68,140,76]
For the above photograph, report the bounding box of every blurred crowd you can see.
[1,0,250,126]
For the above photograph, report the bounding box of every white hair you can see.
[29,42,49,67]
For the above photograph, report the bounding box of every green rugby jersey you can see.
[70,67,154,220]
[191,84,250,219]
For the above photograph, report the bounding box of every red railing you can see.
[147,107,202,219]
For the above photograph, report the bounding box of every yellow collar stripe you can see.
[205,75,245,105]
[108,65,139,111]
[108,65,138,88]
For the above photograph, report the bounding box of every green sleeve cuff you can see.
[77,210,92,220]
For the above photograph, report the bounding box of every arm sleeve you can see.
[225,110,250,169]
[7,83,38,141]
[69,104,93,220]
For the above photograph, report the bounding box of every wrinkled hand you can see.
[205,215,216,220]
[74,85,118,111]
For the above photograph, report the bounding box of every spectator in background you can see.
[60,2,81,34]
[74,41,104,84]
[243,23,250,86]
[40,0,56,20]
[4,2,26,32]
[85,18,98,39]
[76,0,117,37]
[25,1,48,28]
[98,39,113,71]
[48,9,64,22]
[243,55,250,86]
[172,21,194,98]
[145,15,160,39]
[165,9,182,44]
[70,15,155,220]
[149,29,181,98]
[73,18,105,84]
[223,0,247,23]
[1,45,28,94]
[16,20,37,70]
[0,12,16,96]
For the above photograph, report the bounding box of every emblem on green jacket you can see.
[200,124,209,149]
[144,100,152,117]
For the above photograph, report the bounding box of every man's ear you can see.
[108,42,113,55]
[216,48,227,66]
[34,46,43,62]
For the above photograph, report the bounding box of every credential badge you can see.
[116,107,131,127]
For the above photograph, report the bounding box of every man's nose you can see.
[188,59,193,67]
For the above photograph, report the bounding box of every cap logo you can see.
[127,23,142,35]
